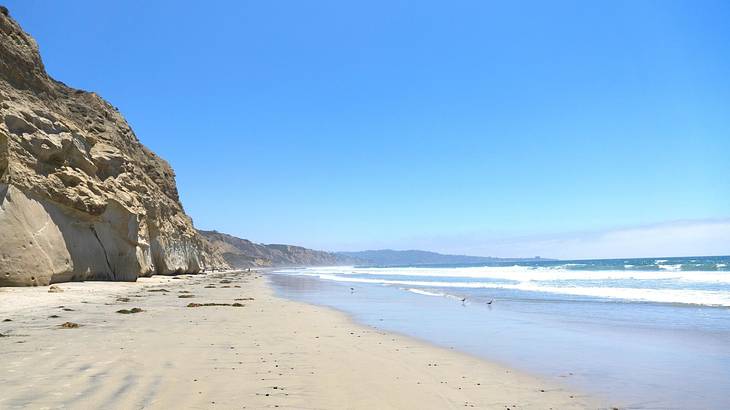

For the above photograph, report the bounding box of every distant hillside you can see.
[199,230,359,268]
[199,231,551,269]
[336,249,551,266]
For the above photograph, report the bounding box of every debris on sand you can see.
[60,322,80,329]
[186,303,245,308]
[48,285,64,293]
[117,297,130,302]
[179,294,195,299]
[148,289,170,293]
[116,308,144,314]
[2,318,11,322]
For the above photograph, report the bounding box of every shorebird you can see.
[461,297,467,306]
[350,287,355,294]
[486,299,494,305]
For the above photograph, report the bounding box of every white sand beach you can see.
[0,271,602,409]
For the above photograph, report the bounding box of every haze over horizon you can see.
[344,219,729,261]
[7,0,728,259]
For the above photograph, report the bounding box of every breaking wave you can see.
[275,256,730,307]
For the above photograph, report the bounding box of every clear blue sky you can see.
[6,1,729,258]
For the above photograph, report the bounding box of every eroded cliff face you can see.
[0,9,228,286]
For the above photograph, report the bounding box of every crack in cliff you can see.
[90,225,116,280]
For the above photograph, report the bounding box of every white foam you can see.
[305,274,730,307]
[273,263,730,307]
[406,288,445,297]
[285,265,730,284]
[657,264,683,271]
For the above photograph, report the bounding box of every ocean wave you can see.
[310,274,730,307]
[406,288,445,297]
[404,288,468,301]
[286,265,730,284]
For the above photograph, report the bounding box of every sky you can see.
[6,0,729,258]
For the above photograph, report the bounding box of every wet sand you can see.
[0,271,602,409]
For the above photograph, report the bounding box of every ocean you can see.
[269,255,730,409]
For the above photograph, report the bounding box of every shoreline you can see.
[0,271,603,409]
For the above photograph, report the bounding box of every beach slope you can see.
[0,271,599,409]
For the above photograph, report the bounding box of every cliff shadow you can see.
[39,197,146,283]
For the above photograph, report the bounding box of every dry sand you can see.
[0,271,608,409]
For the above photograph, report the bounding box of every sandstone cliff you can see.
[200,230,359,268]
[0,8,228,286]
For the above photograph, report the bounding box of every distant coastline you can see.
[336,249,553,266]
